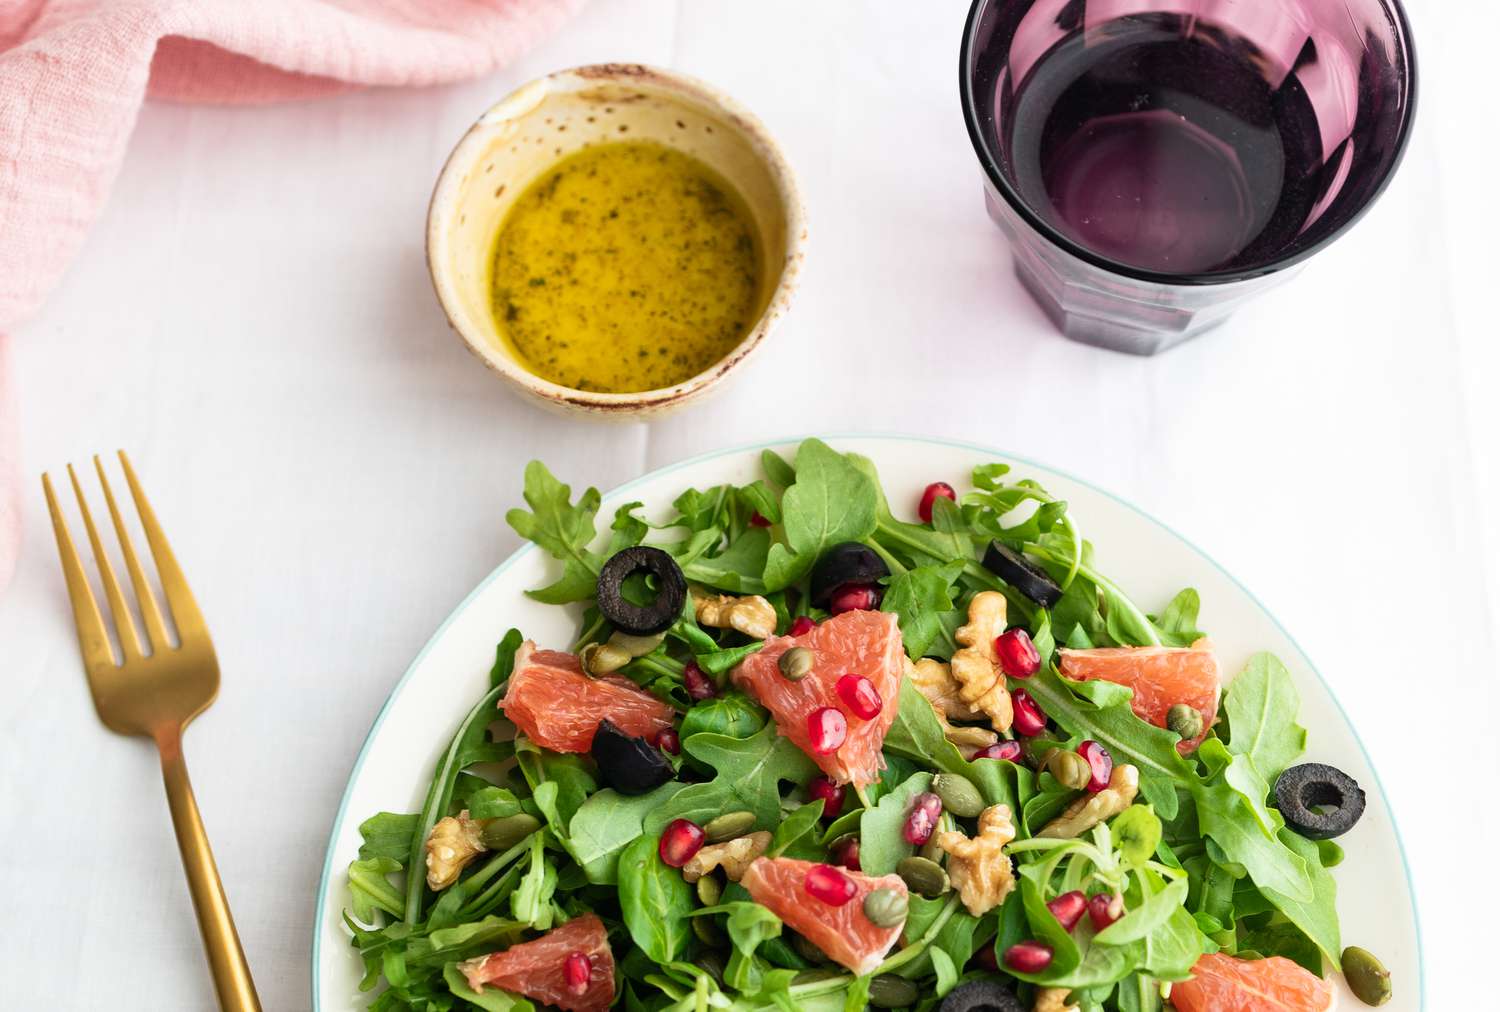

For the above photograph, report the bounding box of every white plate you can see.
[312,436,1423,1009]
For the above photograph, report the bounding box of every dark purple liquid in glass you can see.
[999,14,1324,273]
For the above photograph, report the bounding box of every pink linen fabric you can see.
[0,0,587,591]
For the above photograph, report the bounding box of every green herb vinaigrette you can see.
[489,140,763,393]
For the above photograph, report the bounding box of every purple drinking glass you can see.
[961,0,1417,354]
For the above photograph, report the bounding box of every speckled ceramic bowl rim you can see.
[426,63,806,415]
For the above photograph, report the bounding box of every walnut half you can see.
[905,657,999,757]
[694,593,777,640]
[425,810,487,890]
[950,592,1013,732]
[1035,987,1080,1012]
[680,831,772,883]
[1036,764,1140,840]
[937,803,1017,916]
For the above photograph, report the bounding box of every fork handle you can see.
[158,730,263,1011]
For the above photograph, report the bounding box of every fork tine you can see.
[95,455,172,652]
[117,451,208,643]
[42,473,117,672]
[67,463,143,659]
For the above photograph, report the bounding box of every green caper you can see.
[861,887,909,928]
[1167,703,1204,740]
[479,813,541,850]
[696,874,723,907]
[1048,749,1092,791]
[1341,946,1392,1006]
[791,932,831,965]
[608,629,667,658]
[691,949,727,987]
[896,856,950,898]
[778,646,814,681]
[580,641,631,675]
[868,974,920,1008]
[703,810,757,843]
[692,914,724,947]
[931,773,985,818]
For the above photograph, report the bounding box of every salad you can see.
[343,438,1390,1011]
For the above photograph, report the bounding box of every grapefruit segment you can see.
[1170,952,1334,1012]
[502,641,675,753]
[457,913,616,1012]
[731,610,904,786]
[1058,638,1221,753]
[741,857,907,976]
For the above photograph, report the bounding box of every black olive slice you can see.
[590,719,674,796]
[938,979,1025,1012]
[981,541,1063,608]
[810,542,890,607]
[1274,762,1366,840]
[596,546,687,635]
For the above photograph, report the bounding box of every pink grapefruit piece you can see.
[1170,952,1335,1012]
[741,856,907,976]
[1058,637,1221,753]
[502,641,674,753]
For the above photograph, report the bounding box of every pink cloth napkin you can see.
[0,0,586,591]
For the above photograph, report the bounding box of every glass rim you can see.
[958,0,1420,288]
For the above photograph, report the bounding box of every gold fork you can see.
[43,452,261,1012]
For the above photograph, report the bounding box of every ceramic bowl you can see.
[427,64,805,418]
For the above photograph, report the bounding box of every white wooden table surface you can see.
[2,1,1495,1008]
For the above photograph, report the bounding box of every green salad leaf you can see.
[762,439,878,591]
[505,461,603,604]
[618,834,694,964]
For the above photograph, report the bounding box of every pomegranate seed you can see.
[804,863,857,905]
[829,835,861,871]
[1088,892,1124,931]
[973,939,999,972]
[902,792,944,846]
[918,482,957,524]
[829,583,880,615]
[1011,688,1048,736]
[789,616,817,637]
[654,727,681,755]
[1004,941,1054,973]
[807,706,848,754]
[683,662,716,701]
[1077,740,1114,793]
[658,819,706,868]
[836,674,884,720]
[995,627,1041,679]
[807,776,846,818]
[564,951,592,995]
[1046,890,1087,932]
[749,511,772,528]
[973,740,1024,762]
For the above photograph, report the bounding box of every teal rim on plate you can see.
[310,433,1425,1009]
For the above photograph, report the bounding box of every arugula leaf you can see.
[679,692,766,740]
[682,527,771,593]
[761,449,796,489]
[1192,777,1313,901]
[443,964,536,1011]
[1095,875,1188,945]
[770,801,826,858]
[1223,653,1306,778]
[881,560,965,659]
[466,787,523,821]
[649,724,817,833]
[1151,589,1204,647]
[516,741,597,842]
[883,679,973,780]
[348,857,404,923]
[1256,829,1341,963]
[489,628,525,689]
[357,813,418,864]
[506,461,604,604]
[618,834,694,964]
[762,439,878,591]
[508,832,557,930]
[568,782,692,884]
[859,772,933,875]
[722,901,784,992]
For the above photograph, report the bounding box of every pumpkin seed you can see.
[896,855,950,898]
[692,914,724,947]
[479,813,541,851]
[580,641,631,675]
[1048,750,1092,791]
[608,629,667,658]
[1341,946,1392,1006]
[868,974,920,1009]
[696,874,723,907]
[691,949,727,987]
[862,888,909,928]
[1167,703,1204,740]
[704,810,757,843]
[932,773,985,818]
[778,646,814,681]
